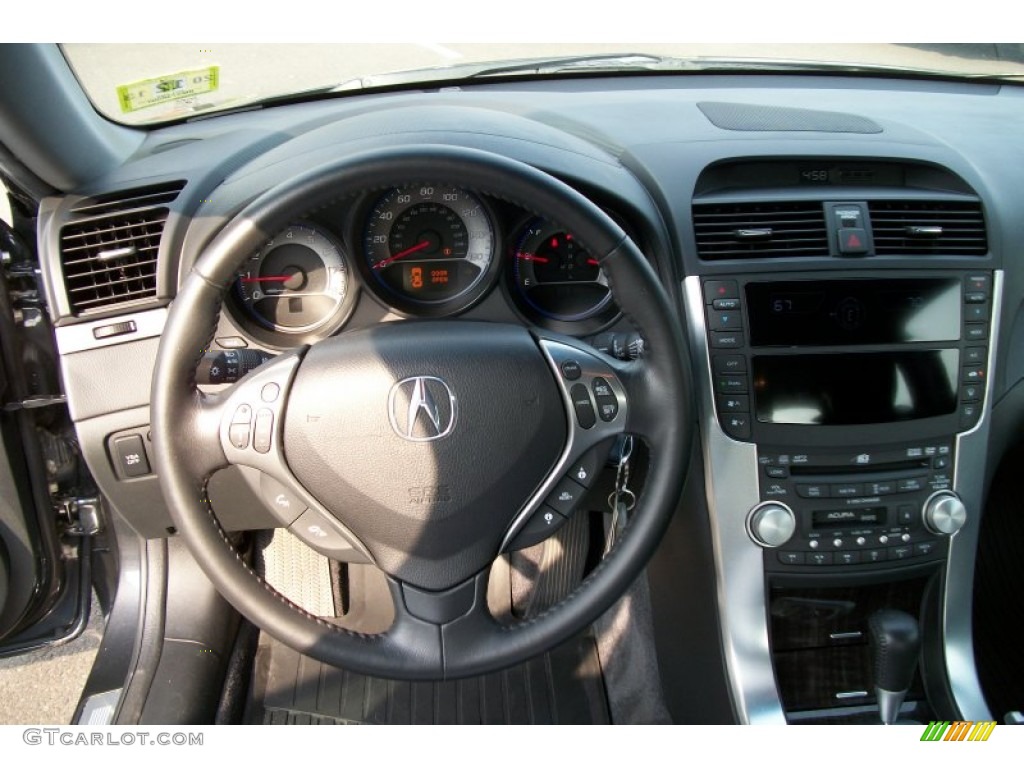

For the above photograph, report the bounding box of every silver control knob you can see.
[923,491,967,536]
[748,502,797,548]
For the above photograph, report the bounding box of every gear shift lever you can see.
[868,609,921,724]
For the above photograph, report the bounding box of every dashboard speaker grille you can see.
[868,200,988,256]
[693,201,829,260]
[698,102,883,134]
[59,182,184,314]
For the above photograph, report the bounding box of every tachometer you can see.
[362,185,497,315]
[509,217,618,332]
[233,223,354,338]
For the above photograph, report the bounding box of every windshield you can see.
[61,43,1024,126]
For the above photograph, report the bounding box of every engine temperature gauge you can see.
[510,217,618,331]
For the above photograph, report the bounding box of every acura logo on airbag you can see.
[388,376,457,442]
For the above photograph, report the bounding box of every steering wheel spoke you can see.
[392,572,490,627]
[374,572,508,680]
[212,348,302,470]
[499,337,630,552]
[201,348,375,563]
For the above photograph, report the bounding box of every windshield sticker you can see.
[116,66,220,114]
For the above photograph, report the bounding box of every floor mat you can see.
[249,631,609,724]
[972,441,1024,719]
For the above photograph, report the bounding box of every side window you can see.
[0,178,11,226]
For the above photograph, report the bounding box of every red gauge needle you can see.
[374,240,430,269]
[517,252,550,264]
[240,275,292,283]
[586,258,600,266]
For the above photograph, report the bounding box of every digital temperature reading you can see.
[798,167,831,184]
[747,279,961,345]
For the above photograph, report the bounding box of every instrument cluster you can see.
[226,183,624,346]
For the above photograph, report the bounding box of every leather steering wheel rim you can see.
[151,145,693,680]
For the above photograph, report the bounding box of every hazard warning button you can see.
[838,227,870,255]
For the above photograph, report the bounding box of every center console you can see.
[703,272,989,573]
[687,268,997,724]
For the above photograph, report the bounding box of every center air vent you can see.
[693,201,829,260]
[59,181,185,314]
[867,200,987,256]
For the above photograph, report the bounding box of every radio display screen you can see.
[746,278,961,346]
[812,508,887,528]
[753,350,959,425]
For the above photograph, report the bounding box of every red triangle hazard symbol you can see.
[848,234,862,248]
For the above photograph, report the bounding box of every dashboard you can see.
[29,71,1024,725]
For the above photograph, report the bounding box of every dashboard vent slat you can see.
[693,201,828,260]
[59,196,176,314]
[62,219,166,243]
[69,288,160,310]
[69,180,185,217]
[868,200,987,256]
[65,258,159,283]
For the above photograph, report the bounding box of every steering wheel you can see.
[151,146,692,680]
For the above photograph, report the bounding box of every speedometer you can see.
[362,185,497,315]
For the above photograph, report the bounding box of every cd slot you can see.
[790,459,929,477]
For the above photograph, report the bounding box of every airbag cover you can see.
[283,321,565,590]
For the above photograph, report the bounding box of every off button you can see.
[112,434,151,478]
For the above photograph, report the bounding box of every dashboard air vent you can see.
[868,200,987,256]
[693,201,829,260]
[59,182,185,314]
